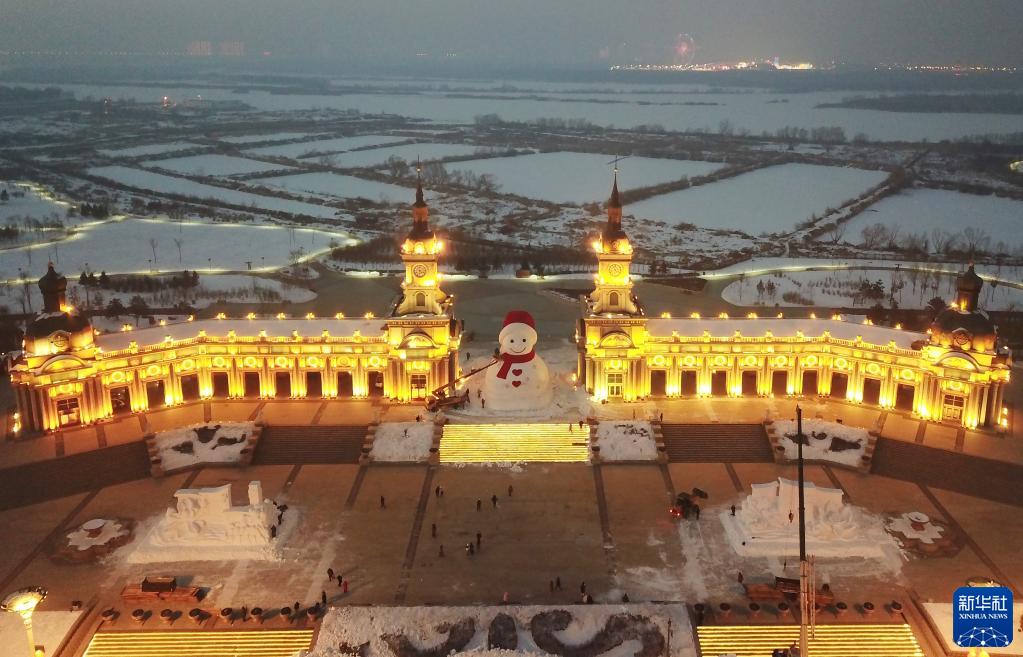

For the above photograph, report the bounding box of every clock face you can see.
[952,329,972,348]
[49,331,70,351]
[608,264,623,277]
[412,264,427,278]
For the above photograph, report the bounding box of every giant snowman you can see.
[481,310,552,411]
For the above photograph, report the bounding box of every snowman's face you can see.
[500,325,536,355]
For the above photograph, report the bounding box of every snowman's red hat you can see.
[499,310,537,343]
[502,310,535,331]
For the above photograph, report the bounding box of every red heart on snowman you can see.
[512,381,522,387]
[512,369,522,376]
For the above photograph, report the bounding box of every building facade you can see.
[9,183,460,433]
[577,180,1011,428]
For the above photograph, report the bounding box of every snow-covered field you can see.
[97,141,205,157]
[629,163,888,234]
[245,134,406,159]
[87,166,345,220]
[839,188,1023,240]
[594,421,657,461]
[447,152,720,204]
[0,217,345,276]
[144,154,294,176]
[318,141,486,168]
[0,273,315,316]
[772,418,868,467]
[0,182,72,221]
[220,132,326,144]
[369,422,432,462]
[152,422,256,471]
[723,267,1023,310]
[252,171,419,202]
[308,604,696,657]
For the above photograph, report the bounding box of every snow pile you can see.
[923,603,1022,655]
[594,422,657,461]
[370,422,432,462]
[306,604,696,657]
[152,422,255,471]
[772,418,867,467]
[720,477,898,559]
[0,611,82,656]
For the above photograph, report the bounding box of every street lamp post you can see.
[796,406,813,657]
[2,586,48,657]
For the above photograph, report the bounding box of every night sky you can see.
[3,0,1021,68]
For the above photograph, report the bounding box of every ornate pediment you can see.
[399,331,437,350]
[598,330,635,349]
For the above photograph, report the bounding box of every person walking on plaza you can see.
[338,575,344,587]
[476,531,482,548]
[508,484,513,497]
[342,579,349,594]
[737,571,744,585]
[569,423,573,432]
[694,504,701,520]
[481,398,486,409]
[579,420,584,429]
[327,567,334,581]
[321,591,327,606]
[580,581,586,595]
[439,544,445,557]
[477,498,482,512]
[435,485,441,498]
[432,522,437,538]
[556,576,562,590]
[491,493,498,509]
[380,495,386,509]
[549,579,554,593]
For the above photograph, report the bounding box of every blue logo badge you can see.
[953,586,1013,648]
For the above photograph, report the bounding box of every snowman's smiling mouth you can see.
[507,344,528,354]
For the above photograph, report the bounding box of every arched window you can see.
[609,291,620,307]
[415,292,426,308]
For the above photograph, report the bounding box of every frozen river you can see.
[29,81,1023,143]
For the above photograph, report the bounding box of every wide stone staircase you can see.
[660,423,773,463]
[439,423,591,463]
[251,425,366,465]
[872,437,1023,506]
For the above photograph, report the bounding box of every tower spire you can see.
[410,159,430,237]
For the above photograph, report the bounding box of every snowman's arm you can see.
[429,358,500,398]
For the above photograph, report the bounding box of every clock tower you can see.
[394,176,449,316]
[588,172,640,316]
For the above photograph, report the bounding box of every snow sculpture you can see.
[128,481,292,562]
[721,477,892,558]
[481,310,552,411]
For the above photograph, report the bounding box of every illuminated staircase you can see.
[83,629,314,657]
[439,423,591,463]
[696,624,924,657]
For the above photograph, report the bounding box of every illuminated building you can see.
[8,185,460,433]
[577,179,1010,428]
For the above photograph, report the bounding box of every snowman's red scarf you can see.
[496,350,535,379]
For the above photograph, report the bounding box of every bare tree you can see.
[173,237,184,264]
[930,229,953,255]
[822,222,847,245]
[860,223,889,249]
[149,237,158,263]
[961,227,991,259]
